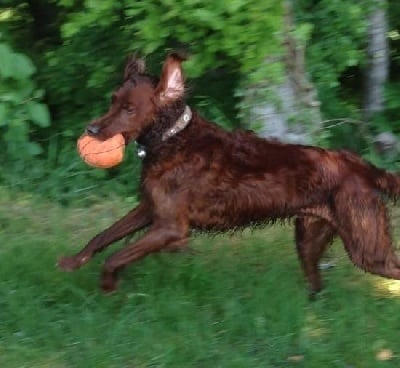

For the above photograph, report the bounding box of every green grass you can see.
[1,189,400,367]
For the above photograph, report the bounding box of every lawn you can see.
[1,189,400,367]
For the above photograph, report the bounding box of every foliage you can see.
[386,1,400,139]
[1,0,284,202]
[294,0,370,150]
[46,0,284,137]
[61,0,283,80]
[296,0,370,109]
[1,1,400,202]
[0,35,144,203]
[293,0,400,160]
[0,40,50,161]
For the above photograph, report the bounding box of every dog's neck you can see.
[136,105,192,158]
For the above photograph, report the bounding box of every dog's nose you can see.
[86,124,101,136]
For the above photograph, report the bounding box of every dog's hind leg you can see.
[59,201,151,271]
[295,217,336,297]
[334,180,400,280]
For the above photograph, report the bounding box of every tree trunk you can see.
[245,1,321,144]
[363,0,389,120]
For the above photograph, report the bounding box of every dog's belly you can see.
[187,183,311,230]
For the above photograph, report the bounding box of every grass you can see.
[1,189,400,367]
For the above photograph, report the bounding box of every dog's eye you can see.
[123,104,136,115]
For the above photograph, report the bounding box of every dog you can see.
[59,52,400,296]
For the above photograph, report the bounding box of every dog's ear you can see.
[123,54,146,81]
[155,52,186,104]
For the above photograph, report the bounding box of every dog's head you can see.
[86,53,186,144]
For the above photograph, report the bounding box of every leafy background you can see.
[1,0,400,203]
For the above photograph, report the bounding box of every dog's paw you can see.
[100,271,119,294]
[58,255,85,271]
[308,288,326,302]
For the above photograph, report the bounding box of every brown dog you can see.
[59,53,400,296]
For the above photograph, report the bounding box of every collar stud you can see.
[162,105,192,141]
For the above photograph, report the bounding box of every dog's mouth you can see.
[87,129,133,144]
[122,131,139,145]
[121,133,129,145]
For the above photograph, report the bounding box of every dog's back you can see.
[60,53,400,296]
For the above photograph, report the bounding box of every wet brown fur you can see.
[59,53,400,296]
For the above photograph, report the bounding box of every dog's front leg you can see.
[100,224,189,292]
[59,201,152,271]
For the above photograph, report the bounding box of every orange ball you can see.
[77,133,125,169]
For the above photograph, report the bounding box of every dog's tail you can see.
[374,170,400,200]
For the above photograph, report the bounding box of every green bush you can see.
[0,41,50,161]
